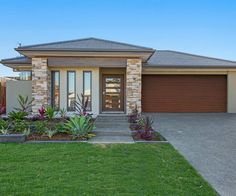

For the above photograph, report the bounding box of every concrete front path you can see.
[146,113,236,196]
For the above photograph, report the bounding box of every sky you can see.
[0,0,236,77]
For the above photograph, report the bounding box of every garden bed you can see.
[27,133,87,141]
[131,130,167,142]
[128,106,167,142]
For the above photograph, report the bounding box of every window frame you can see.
[83,71,92,111]
[51,70,60,110]
[67,71,76,111]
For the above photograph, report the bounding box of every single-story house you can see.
[1,37,236,115]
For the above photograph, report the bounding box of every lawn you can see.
[0,143,216,195]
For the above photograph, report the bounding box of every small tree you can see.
[74,93,89,115]
[14,95,34,113]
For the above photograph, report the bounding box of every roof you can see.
[1,38,236,69]
[146,50,236,68]
[16,37,154,52]
[0,56,31,64]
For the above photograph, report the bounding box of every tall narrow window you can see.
[51,71,60,110]
[67,71,76,111]
[83,71,92,111]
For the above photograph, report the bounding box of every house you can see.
[1,37,236,115]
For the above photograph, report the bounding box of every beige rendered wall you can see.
[51,67,100,116]
[227,72,236,113]
[6,80,32,114]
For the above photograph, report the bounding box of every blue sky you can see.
[0,0,236,77]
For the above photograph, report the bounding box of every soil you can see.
[27,133,87,141]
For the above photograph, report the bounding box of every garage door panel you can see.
[142,75,227,112]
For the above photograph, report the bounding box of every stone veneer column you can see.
[126,59,142,114]
[32,58,50,114]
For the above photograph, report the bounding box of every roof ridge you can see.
[157,50,236,64]
[17,37,154,50]
[89,37,154,50]
[17,37,94,49]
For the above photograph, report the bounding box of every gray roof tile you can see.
[17,37,154,51]
[146,50,236,68]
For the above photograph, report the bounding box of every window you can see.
[83,71,92,111]
[19,71,32,80]
[67,71,76,111]
[51,71,60,110]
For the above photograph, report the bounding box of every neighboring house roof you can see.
[0,56,31,69]
[16,37,154,52]
[146,50,236,68]
[0,56,31,64]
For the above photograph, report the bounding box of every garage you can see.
[142,75,227,112]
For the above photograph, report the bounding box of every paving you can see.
[89,114,134,144]
[146,113,236,196]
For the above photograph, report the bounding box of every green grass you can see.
[0,143,216,195]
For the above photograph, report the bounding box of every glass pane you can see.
[106,89,120,93]
[106,78,121,83]
[52,71,60,110]
[67,72,75,111]
[83,72,92,111]
[106,83,120,88]
[19,71,32,80]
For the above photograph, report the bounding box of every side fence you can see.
[0,78,6,110]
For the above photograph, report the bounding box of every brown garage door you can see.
[142,75,227,112]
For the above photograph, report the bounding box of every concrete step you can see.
[94,130,131,136]
[95,123,129,128]
[96,115,128,121]
[88,135,134,144]
[95,119,128,123]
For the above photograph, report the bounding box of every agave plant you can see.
[64,115,95,139]
[74,93,89,115]
[14,95,34,113]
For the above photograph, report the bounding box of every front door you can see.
[102,75,124,111]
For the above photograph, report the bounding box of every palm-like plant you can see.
[14,95,34,112]
[45,107,55,120]
[64,115,95,139]
[74,93,89,115]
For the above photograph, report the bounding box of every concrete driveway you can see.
[146,113,236,196]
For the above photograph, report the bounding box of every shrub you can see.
[137,116,153,131]
[59,108,67,119]
[23,128,31,136]
[137,116,154,140]
[32,121,47,134]
[46,130,57,139]
[55,122,67,133]
[0,125,10,134]
[128,104,139,123]
[38,106,46,120]
[8,111,28,120]
[11,120,28,133]
[14,95,34,113]
[64,115,95,139]
[0,119,8,130]
[45,107,55,120]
